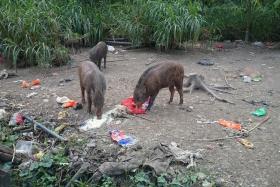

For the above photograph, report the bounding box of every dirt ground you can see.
[1,45,280,186]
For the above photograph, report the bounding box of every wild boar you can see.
[89,41,108,70]
[133,62,184,110]
[78,61,106,119]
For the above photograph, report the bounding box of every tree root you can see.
[184,73,235,104]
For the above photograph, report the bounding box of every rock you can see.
[197,59,214,66]
[87,142,96,148]
[252,41,264,48]
[197,172,207,180]
[26,92,38,98]
[0,109,7,120]
[202,180,213,187]
[215,177,226,187]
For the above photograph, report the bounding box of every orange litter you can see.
[218,119,242,131]
[237,138,254,149]
[31,79,41,86]
[21,80,30,88]
[63,100,77,108]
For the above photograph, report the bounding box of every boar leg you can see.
[98,60,101,70]
[104,56,106,69]
[168,85,175,104]
[87,89,92,113]
[81,85,85,104]
[175,82,183,104]
[147,92,159,111]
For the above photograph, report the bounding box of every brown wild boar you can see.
[78,61,106,119]
[89,41,108,70]
[133,62,184,110]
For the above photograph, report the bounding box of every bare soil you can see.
[1,46,280,187]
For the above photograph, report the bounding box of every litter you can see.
[243,76,251,83]
[9,112,24,126]
[218,119,241,131]
[58,111,68,120]
[24,115,67,141]
[31,79,41,86]
[252,41,264,48]
[251,107,267,117]
[54,123,68,134]
[56,96,71,104]
[33,151,44,160]
[252,75,262,82]
[121,97,147,114]
[237,138,254,149]
[30,85,41,90]
[15,140,35,157]
[79,106,126,131]
[107,45,115,52]
[26,92,38,98]
[197,59,214,66]
[63,100,78,108]
[110,130,136,147]
[21,81,30,88]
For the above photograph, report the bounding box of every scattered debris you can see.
[92,142,202,181]
[9,112,24,126]
[237,138,254,149]
[252,75,262,82]
[56,96,71,104]
[242,99,270,107]
[15,140,36,157]
[31,79,41,86]
[110,130,136,147]
[54,123,68,134]
[63,100,78,108]
[184,74,235,104]
[0,144,21,163]
[218,119,241,131]
[243,76,251,83]
[73,102,83,110]
[197,59,214,66]
[240,67,261,79]
[247,116,270,133]
[251,107,267,117]
[107,45,115,52]
[66,162,91,187]
[26,92,38,98]
[30,85,41,90]
[121,97,148,114]
[58,111,68,120]
[24,115,67,141]
[21,81,30,88]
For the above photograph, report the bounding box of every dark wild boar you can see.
[133,62,184,110]
[78,61,106,119]
[89,41,108,70]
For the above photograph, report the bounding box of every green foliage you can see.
[112,0,204,49]
[204,0,280,41]
[15,151,70,187]
[0,0,279,68]
[0,119,19,147]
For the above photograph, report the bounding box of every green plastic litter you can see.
[251,107,267,117]
[252,75,263,82]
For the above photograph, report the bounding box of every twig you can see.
[224,73,236,90]
[129,114,155,123]
[187,135,243,142]
[24,115,67,141]
[247,116,270,133]
[210,87,233,94]
[11,144,16,163]
[66,162,90,187]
